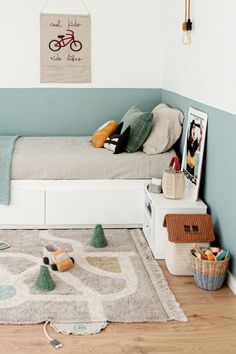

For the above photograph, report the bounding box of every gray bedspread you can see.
[12,137,175,180]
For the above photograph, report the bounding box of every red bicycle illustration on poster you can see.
[49,29,82,52]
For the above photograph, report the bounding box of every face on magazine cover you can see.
[186,119,203,177]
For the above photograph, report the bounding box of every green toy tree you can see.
[90,224,108,248]
[35,265,56,292]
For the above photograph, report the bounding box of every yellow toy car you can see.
[43,245,74,272]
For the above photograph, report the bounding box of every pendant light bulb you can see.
[182,0,192,45]
[182,30,192,45]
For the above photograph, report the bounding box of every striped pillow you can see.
[104,123,130,154]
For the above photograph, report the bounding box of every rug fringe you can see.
[130,229,188,322]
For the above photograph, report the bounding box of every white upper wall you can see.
[1,0,235,115]
[162,0,236,115]
[0,0,162,88]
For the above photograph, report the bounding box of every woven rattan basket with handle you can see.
[162,157,185,199]
[190,248,230,290]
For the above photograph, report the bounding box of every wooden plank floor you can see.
[1,261,236,354]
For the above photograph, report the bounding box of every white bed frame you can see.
[0,180,149,229]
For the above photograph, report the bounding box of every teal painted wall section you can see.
[161,89,236,276]
[0,88,161,136]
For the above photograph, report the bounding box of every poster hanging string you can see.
[41,0,48,13]
[81,0,90,15]
[41,0,90,15]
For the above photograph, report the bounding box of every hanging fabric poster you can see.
[40,0,91,83]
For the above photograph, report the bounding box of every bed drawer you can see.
[46,188,143,225]
[0,189,44,225]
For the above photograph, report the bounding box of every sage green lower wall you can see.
[161,89,236,276]
[0,88,161,136]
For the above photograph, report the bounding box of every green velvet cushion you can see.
[121,106,145,133]
[126,112,153,153]
[120,106,153,152]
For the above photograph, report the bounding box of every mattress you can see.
[11,137,176,180]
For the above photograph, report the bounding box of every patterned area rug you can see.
[0,229,187,324]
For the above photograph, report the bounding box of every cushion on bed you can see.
[120,105,152,132]
[125,111,153,153]
[91,120,118,148]
[120,106,142,133]
[104,123,130,154]
[143,104,184,154]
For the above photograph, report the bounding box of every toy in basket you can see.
[162,157,185,199]
[190,246,230,291]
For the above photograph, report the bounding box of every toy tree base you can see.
[90,224,108,248]
[35,265,56,291]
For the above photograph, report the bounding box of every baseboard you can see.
[0,224,142,229]
[227,271,236,295]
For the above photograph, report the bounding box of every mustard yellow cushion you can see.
[91,120,118,148]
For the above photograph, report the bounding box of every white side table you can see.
[143,186,207,259]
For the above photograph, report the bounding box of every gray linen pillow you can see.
[143,104,184,154]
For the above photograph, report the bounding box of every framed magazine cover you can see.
[181,107,208,200]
